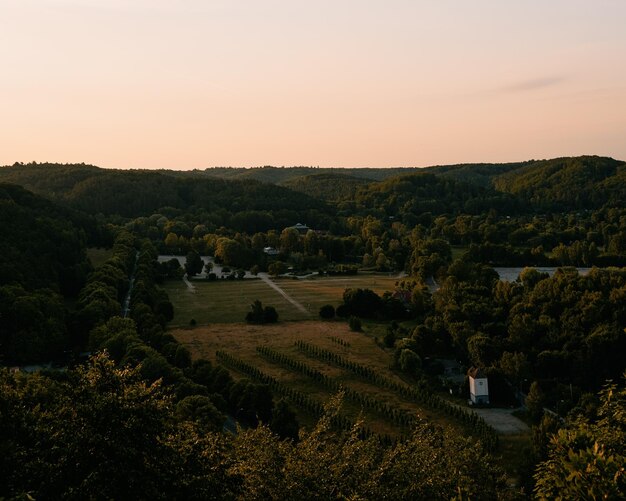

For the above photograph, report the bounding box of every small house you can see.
[468,367,489,405]
[291,223,310,234]
[263,247,279,256]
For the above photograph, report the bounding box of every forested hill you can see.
[190,166,423,183]
[0,183,92,295]
[196,157,626,212]
[281,173,372,201]
[348,173,523,224]
[0,163,330,219]
[1,156,624,217]
[342,156,626,213]
[422,161,532,186]
[492,156,626,210]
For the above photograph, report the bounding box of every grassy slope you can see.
[173,320,458,437]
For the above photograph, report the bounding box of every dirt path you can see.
[470,407,530,435]
[182,274,196,292]
[122,252,139,317]
[258,273,308,314]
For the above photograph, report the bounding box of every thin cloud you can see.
[498,76,568,93]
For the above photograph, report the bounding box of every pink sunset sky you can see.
[1,0,625,169]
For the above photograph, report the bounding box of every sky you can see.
[1,0,625,169]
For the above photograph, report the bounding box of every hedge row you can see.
[328,336,350,348]
[256,346,419,430]
[294,341,498,451]
[215,350,394,445]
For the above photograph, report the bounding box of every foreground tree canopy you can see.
[534,371,626,499]
[0,353,507,500]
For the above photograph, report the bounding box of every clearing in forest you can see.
[173,321,465,437]
[163,273,402,326]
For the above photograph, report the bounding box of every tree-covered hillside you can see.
[423,161,532,187]
[281,172,372,202]
[493,156,626,210]
[0,184,96,363]
[0,163,330,221]
[195,166,423,183]
[349,173,523,222]
[0,183,93,295]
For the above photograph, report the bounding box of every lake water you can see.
[158,255,254,279]
[493,267,592,282]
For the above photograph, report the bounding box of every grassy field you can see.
[167,273,528,484]
[173,319,528,483]
[163,279,307,326]
[275,274,401,313]
[87,247,113,269]
[173,320,457,437]
[163,273,403,327]
[450,245,468,260]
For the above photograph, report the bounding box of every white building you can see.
[468,367,489,405]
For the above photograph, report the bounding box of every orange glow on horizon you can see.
[1,1,625,169]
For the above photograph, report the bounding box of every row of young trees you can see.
[215,350,384,444]
[82,233,299,438]
[256,346,419,431]
[294,341,498,451]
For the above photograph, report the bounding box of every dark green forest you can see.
[1,156,625,499]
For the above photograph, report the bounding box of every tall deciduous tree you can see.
[184,251,203,277]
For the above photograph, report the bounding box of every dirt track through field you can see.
[258,273,308,314]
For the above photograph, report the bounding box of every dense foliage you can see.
[0,163,330,223]
[494,156,626,210]
[2,156,626,498]
[0,183,92,295]
[0,184,95,363]
[0,357,507,500]
[534,372,626,499]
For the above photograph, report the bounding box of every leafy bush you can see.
[319,304,335,319]
[341,288,383,318]
[246,300,279,324]
[349,316,362,332]
[335,304,349,318]
[263,306,279,323]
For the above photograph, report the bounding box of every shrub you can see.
[268,261,287,276]
[174,345,192,369]
[342,288,383,318]
[319,304,335,319]
[398,349,421,375]
[349,316,362,332]
[246,300,278,324]
[336,304,349,318]
[263,306,279,324]
[383,329,395,348]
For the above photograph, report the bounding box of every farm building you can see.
[290,223,310,234]
[468,367,489,405]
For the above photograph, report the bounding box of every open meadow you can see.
[162,273,402,327]
[172,320,459,437]
[86,247,114,269]
[167,273,527,481]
